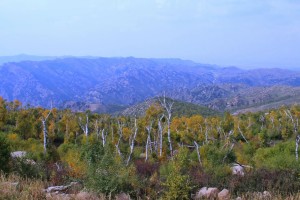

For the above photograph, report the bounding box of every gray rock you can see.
[231,164,244,176]
[218,189,230,200]
[10,151,27,158]
[206,187,219,199]
[195,187,207,199]
[116,192,130,200]
[263,191,272,199]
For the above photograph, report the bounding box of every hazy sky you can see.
[1,0,300,68]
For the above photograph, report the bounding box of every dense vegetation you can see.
[1,96,300,199]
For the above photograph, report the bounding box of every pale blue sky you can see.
[1,0,300,68]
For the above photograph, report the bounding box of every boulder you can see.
[195,187,207,199]
[235,197,242,200]
[116,192,130,200]
[66,182,84,194]
[263,191,271,199]
[10,151,27,158]
[195,187,219,199]
[206,187,219,199]
[76,191,100,200]
[46,185,69,193]
[231,164,244,176]
[218,189,230,200]
[46,192,75,200]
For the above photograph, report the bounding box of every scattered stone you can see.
[235,197,242,200]
[46,185,69,193]
[195,187,207,199]
[231,164,245,176]
[11,151,27,158]
[206,187,219,199]
[116,192,130,200]
[263,191,271,199]
[195,187,219,199]
[46,192,75,200]
[218,189,230,200]
[66,182,84,194]
[76,191,100,200]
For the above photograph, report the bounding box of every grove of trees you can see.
[1,96,300,198]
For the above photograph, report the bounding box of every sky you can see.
[1,0,300,69]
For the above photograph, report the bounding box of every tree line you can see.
[1,96,300,198]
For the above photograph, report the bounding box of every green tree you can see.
[0,134,10,173]
[161,148,193,200]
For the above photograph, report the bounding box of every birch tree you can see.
[145,121,153,161]
[78,113,89,137]
[159,95,174,157]
[158,114,165,157]
[41,106,53,155]
[127,118,138,165]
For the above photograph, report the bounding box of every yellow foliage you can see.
[60,148,87,179]
[7,133,20,141]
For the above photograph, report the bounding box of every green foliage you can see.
[2,97,300,197]
[254,141,300,170]
[0,133,10,173]
[84,143,139,196]
[11,157,44,179]
[161,148,193,200]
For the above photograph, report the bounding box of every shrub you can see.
[84,143,139,196]
[160,148,193,200]
[0,134,10,173]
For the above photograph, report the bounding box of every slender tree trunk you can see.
[238,123,249,144]
[194,141,202,166]
[296,135,300,161]
[127,118,138,165]
[79,114,89,137]
[145,136,149,161]
[116,120,123,157]
[158,115,164,157]
[205,119,208,144]
[101,129,106,147]
[159,95,174,157]
[42,120,48,155]
[167,117,173,157]
[42,107,52,155]
[145,123,152,161]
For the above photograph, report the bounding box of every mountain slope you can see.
[119,97,220,117]
[1,57,300,112]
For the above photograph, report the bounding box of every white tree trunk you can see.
[158,115,164,157]
[42,120,48,155]
[145,123,152,161]
[127,118,138,165]
[42,107,52,155]
[116,120,123,157]
[79,114,89,137]
[101,129,107,147]
[194,141,202,166]
[145,136,149,161]
[159,95,174,157]
[296,135,300,161]
[238,123,249,144]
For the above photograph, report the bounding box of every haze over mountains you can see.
[0,56,300,114]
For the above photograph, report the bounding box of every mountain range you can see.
[0,56,300,114]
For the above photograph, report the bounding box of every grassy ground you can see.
[1,172,300,200]
[0,173,45,200]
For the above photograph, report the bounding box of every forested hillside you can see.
[1,96,300,199]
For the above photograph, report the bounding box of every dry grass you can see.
[0,172,46,200]
[238,192,300,200]
[1,172,300,200]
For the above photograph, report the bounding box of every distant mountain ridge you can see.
[0,56,300,113]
